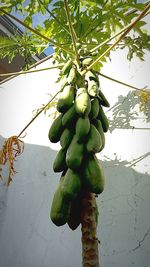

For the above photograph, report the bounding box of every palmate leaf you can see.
[0,33,48,69]
[0,0,149,71]
[121,34,150,61]
[0,35,24,62]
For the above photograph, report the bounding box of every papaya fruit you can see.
[78,48,89,57]
[53,148,67,173]
[82,57,93,67]
[92,119,105,151]
[82,154,105,194]
[67,192,82,230]
[66,135,84,170]
[62,104,77,127]
[61,59,72,75]
[98,90,110,107]
[88,80,99,97]
[67,66,76,84]
[48,114,64,143]
[86,124,102,153]
[85,70,99,87]
[50,184,71,226]
[89,98,99,119]
[61,168,81,201]
[57,85,75,113]
[75,71,85,88]
[98,106,109,132]
[75,117,90,143]
[60,128,74,149]
[75,88,91,117]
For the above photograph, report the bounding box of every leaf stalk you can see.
[81,3,150,75]
[64,0,80,64]
[17,89,62,138]
[0,64,64,77]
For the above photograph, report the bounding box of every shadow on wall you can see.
[98,157,150,267]
[106,91,150,132]
[0,135,150,267]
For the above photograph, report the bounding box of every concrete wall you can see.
[0,47,150,266]
[0,136,150,267]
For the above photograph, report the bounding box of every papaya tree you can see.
[0,1,150,266]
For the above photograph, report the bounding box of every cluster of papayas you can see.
[48,57,110,230]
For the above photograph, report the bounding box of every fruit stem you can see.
[81,189,100,267]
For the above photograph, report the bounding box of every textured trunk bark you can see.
[81,189,100,267]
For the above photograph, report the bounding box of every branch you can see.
[1,63,147,94]
[97,72,147,92]
[81,3,150,75]
[38,0,71,36]
[17,89,62,138]
[0,54,53,85]
[64,0,80,64]
[0,8,74,56]
[0,64,64,77]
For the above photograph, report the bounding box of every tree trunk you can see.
[81,188,100,267]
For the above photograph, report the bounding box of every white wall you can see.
[0,45,150,266]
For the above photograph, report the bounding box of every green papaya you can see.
[48,114,64,143]
[98,90,110,107]
[76,71,85,88]
[57,85,75,113]
[61,168,81,200]
[89,98,99,119]
[66,135,84,170]
[88,80,99,97]
[75,117,90,143]
[59,171,66,182]
[85,70,100,87]
[50,184,71,226]
[82,154,105,194]
[86,124,102,153]
[62,104,77,127]
[67,66,76,84]
[82,57,93,67]
[60,128,74,149]
[53,148,67,173]
[78,48,88,57]
[67,192,82,230]
[98,106,109,132]
[61,59,72,75]
[92,119,105,151]
[75,88,91,117]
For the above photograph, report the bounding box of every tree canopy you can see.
[0,0,150,71]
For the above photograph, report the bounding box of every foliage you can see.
[0,32,44,69]
[0,0,150,71]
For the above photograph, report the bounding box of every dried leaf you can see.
[138,89,150,112]
[0,136,24,186]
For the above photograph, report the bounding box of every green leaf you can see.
[0,0,149,66]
